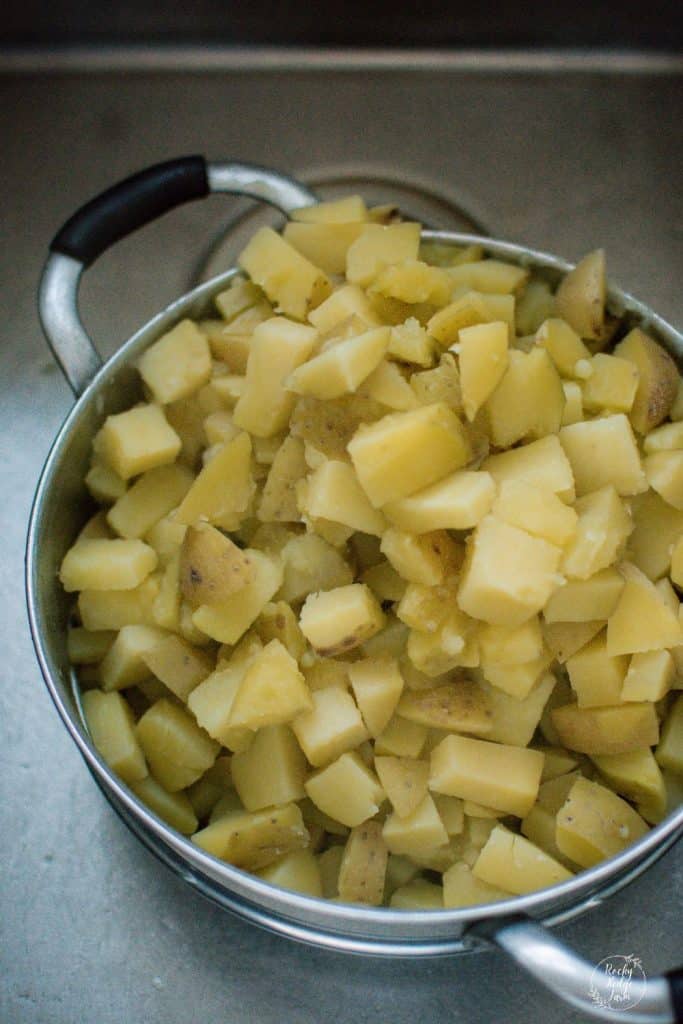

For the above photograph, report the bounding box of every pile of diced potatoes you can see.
[62,194,683,910]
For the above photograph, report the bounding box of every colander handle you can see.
[38,155,317,396]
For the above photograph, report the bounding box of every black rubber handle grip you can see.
[50,155,210,267]
[667,968,683,1022]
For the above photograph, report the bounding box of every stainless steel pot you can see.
[27,156,683,1023]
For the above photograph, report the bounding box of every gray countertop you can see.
[1,55,682,1024]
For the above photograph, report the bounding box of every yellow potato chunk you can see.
[371,259,452,305]
[544,567,624,623]
[291,685,368,766]
[442,861,511,907]
[457,320,509,421]
[592,749,666,823]
[255,600,306,662]
[82,690,148,784]
[228,640,312,730]
[299,584,385,656]
[446,259,528,295]
[622,650,675,702]
[67,627,115,665]
[375,756,429,818]
[192,550,283,645]
[397,681,492,736]
[607,562,683,656]
[482,434,575,501]
[554,249,606,342]
[390,878,444,910]
[581,353,639,414]
[561,381,584,425]
[279,534,353,604]
[303,459,386,536]
[645,450,683,510]
[292,194,368,223]
[60,538,158,593]
[99,624,166,691]
[479,617,544,666]
[374,716,428,758]
[179,523,255,606]
[481,650,553,702]
[130,775,198,835]
[361,358,419,411]
[304,751,385,828]
[192,803,309,870]
[628,489,683,580]
[383,471,495,534]
[286,326,389,399]
[307,284,380,334]
[643,421,683,453]
[566,631,628,708]
[348,402,472,508]
[136,698,219,791]
[656,694,683,775]
[337,821,388,906]
[107,464,193,540]
[283,221,366,275]
[232,317,318,437]
[492,480,577,547]
[78,575,160,631]
[382,793,449,857]
[614,327,679,434]
[380,528,458,586]
[551,702,659,755]
[141,634,213,702]
[347,657,404,737]
[387,317,436,366]
[543,620,604,664]
[429,734,543,817]
[457,516,563,627]
[485,348,565,448]
[238,227,331,320]
[187,658,254,751]
[559,414,646,497]
[473,825,572,894]
[138,319,212,404]
[562,486,632,581]
[257,435,307,523]
[95,404,181,481]
[535,317,590,377]
[556,777,648,867]
[346,223,421,287]
[257,848,323,898]
[231,725,307,810]
[175,431,254,530]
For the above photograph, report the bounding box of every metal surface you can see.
[2,59,683,1024]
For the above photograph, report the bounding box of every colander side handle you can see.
[38,155,317,397]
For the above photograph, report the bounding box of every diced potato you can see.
[481,645,553,700]
[151,554,181,632]
[179,523,254,606]
[291,685,368,766]
[60,538,158,593]
[614,327,679,434]
[95,404,181,480]
[556,776,648,867]
[457,516,563,627]
[303,460,386,536]
[457,320,509,421]
[559,414,646,497]
[387,317,436,366]
[213,278,264,321]
[279,533,353,604]
[346,223,421,287]
[287,326,389,400]
[187,657,254,751]
[375,715,428,758]
[228,640,312,730]
[492,480,577,548]
[482,435,575,502]
[544,567,624,623]
[99,624,166,691]
[562,486,632,581]
[592,749,666,823]
[565,631,628,708]
[535,317,590,377]
[551,702,659,755]
[299,584,384,656]
[107,465,193,541]
[375,756,429,817]
[480,673,556,747]
[628,489,683,580]
[390,878,443,909]
[258,848,323,897]
[138,319,212,404]
[307,284,380,334]
[538,746,579,780]
[362,561,407,603]
[145,514,187,567]
[67,627,116,665]
[238,227,331,320]
[561,381,584,425]
[479,617,544,666]
[85,460,126,504]
[360,359,419,411]
[370,259,452,305]
[397,680,492,736]
[656,694,683,775]
[446,260,528,295]
[193,802,309,870]
[337,821,388,905]
[554,249,606,342]
[643,422,683,453]
[645,450,683,510]
[429,734,543,817]
[318,845,344,898]
[231,725,307,810]
[282,221,366,275]
[485,348,564,448]
[622,650,675,702]
[405,614,479,677]
[380,528,458,586]
[347,657,404,738]
[410,353,463,411]
[130,775,198,835]
[192,550,283,645]
[78,575,161,631]
[607,562,682,656]
[383,471,495,534]
[255,601,306,662]
[305,751,384,828]
[442,861,511,907]
[82,690,148,784]
[292,194,368,224]
[174,431,254,531]
[543,619,605,664]
[581,353,639,414]
[136,698,219,791]
[140,634,213,702]
[473,825,572,894]
[382,793,449,857]
[185,755,233,819]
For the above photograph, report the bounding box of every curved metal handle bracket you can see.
[38,158,317,397]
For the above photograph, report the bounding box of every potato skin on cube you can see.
[179,523,255,606]
[556,777,648,867]
[551,702,659,756]
[337,821,388,906]
[192,803,309,870]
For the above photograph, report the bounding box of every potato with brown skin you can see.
[614,327,679,434]
[179,523,255,606]
[397,680,492,736]
[555,249,606,343]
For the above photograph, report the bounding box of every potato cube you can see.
[643,422,683,453]
[82,690,147,784]
[299,584,384,656]
[60,538,158,592]
[192,550,283,644]
[492,480,577,547]
[140,634,213,702]
[561,381,584,425]
[563,486,632,581]
[361,359,419,411]
[607,562,683,656]
[656,694,683,775]
[279,534,353,605]
[592,748,666,822]
[429,734,543,817]
[307,284,380,334]
[175,431,254,530]
[614,327,679,434]
[136,698,219,791]
[231,725,307,810]
[537,747,579,781]
[291,685,368,766]
[473,825,572,894]
[442,861,511,908]
[304,751,384,828]
[479,617,544,666]
[257,848,323,897]
[99,624,166,691]
[543,619,604,664]
[227,640,312,730]
[380,528,458,586]
[551,702,659,755]
[293,194,368,223]
[347,657,404,737]
[348,402,471,508]
[383,471,495,534]
[482,435,575,501]
[370,259,452,305]
[337,821,388,906]
[397,680,492,736]
[130,775,198,835]
[78,575,160,631]
[645,450,683,510]
[282,221,366,275]
[187,658,254,751]
[535,317,590,377]
[95,404,181,480]
[457,320,509,421]
[192,803,309,870]
[559,415,646,497]
[457,516,563,627]
[374,756,429,818]
[544,567,624,623]
[390,879,444,910]
[406,617,479,677]
[239,227,331,320]
[375,716,427,758]
[107,464,193,540]
[628,489,683,580]
[67,627,116,665]
[382,793,449,857]
[427,290,513,347]
[481,650,553,701]
[286,326,389,400]
[515,279,556,336]
[145,514,187,567]
[446,259,528,295]
[85,460,126,504]
[303,460,386,536]
[565,631,628,708]
[554,249,606,342]
[581,353,639,413]
[556,777,648,867]
[484,348,564,448]
[346,223,421,287]
[255,601,306,662]
[622,650,675,702]
[257,436,308,523]
[138,319,212,404]
[179,523,255,606]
